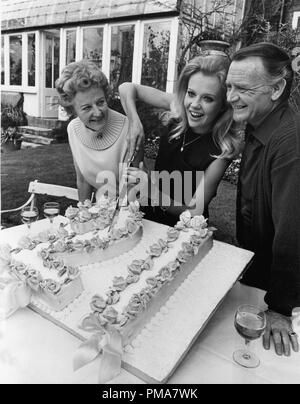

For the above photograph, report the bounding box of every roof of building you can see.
[1,0,179,31]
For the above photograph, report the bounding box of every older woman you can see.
[120,54,243,226]
[55,60,138,202]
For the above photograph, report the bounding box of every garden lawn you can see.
[1,143,238,245]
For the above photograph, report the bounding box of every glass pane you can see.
[45,35,53,88]
[83,27,103,69]
[110,25,135,95]
[28,33,36,86]
[9,35,22,86]
[141,21,171,91]
[45,34,60,88]
[66,29,76,65]
[54,36,60,84]
[1,36,4,85]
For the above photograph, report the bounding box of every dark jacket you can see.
[238,102,300,316]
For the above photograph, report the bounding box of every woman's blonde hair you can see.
[55,59,111,115]
[169,55,242,159]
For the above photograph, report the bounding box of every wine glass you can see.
[233,304,266,368]
[20,206,39,233]
[43,202,60,231]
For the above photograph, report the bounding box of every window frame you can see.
[1,31,38,93]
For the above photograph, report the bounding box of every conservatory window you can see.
[1,36,4,85]
[110,25,135,95]
[141,21,171,91]
[9,35,22,86]
[28,33,36,87]
[83,27,104,69]
[66,29,76,65]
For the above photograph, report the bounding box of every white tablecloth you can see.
[1,219,299,384]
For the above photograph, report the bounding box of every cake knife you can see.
[107,150,137,234]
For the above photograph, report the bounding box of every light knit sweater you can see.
[68,109,129,199]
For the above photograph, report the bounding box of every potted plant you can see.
[1,103,26,153]
[196,26,231,53]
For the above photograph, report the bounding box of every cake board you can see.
[27,219,254,384]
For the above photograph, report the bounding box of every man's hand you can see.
[128,119,145,161]
[263,310,299,356]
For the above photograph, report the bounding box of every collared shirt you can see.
[236,101,300,316]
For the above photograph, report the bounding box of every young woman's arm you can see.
[126,158,230,218]
[74,160,93,202]
[119,83,174,157]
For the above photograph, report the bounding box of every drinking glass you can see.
[43,202,60,230]
[233,304,266,368]
[20,206,39,233]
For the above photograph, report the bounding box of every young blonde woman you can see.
[119,54,243,226]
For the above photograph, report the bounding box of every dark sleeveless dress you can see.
[142,123,221,227]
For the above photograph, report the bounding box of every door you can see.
[41,30,60,118]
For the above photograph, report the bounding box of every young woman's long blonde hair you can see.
[168,55,242,159]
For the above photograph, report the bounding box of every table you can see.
[0,219,299,384]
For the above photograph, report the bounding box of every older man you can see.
[226,42,300,356]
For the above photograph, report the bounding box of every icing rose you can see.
[149,243,163,257]
[18,236,33,250]
[41,279,61,295]
[106,290,120,305]
[181,242,195,256]
[177,250,191,263]
[126,274,140,284]
[198,228,209,238]
[167,228,180,243]
[26,269,42,292]
[97,195,111,210]
[190,215,207,231]
[146,277,161,288]
[128,260,144,275]
[102,306,118,324]
[139,288,152,304]
[0,244,12,273]
[88,205,100,216]
[94,312,109,327]
[159,266,173,282]
[90,294,107,313]
[158,239,168,252]
[78,209,92,223]
[37,230,52,243]
[83,199,92,209]
[11,261,28,279]
[125,219,139,234]
[190,234,203,246]
[141,257,154,272]
[65,206,79,220]
[167,260,180,273]
[66,266,80,280]
[175,222,186,231]
[39,249,50,261]
[53,240,67,253]
[90,237,102,249]
[125,296,144,316]
[72,240,85,252]
[118,315,129,327]
[179,211,192,227]
[50,258,65,272]
[112,276,127,291]
[57,224,68,239]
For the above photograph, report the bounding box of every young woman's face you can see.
[72,85,109,132]
[184,71,224,134]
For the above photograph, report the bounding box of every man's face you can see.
[226,57,275,127]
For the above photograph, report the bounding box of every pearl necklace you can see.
[180,131,204,152]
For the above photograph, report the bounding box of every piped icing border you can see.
[81,212,214,331]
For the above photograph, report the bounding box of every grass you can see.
[1,144,238,245]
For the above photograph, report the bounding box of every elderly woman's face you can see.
[184,71,224,134]
[72,85,108,132]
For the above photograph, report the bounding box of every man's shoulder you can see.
[270,107,300,156]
